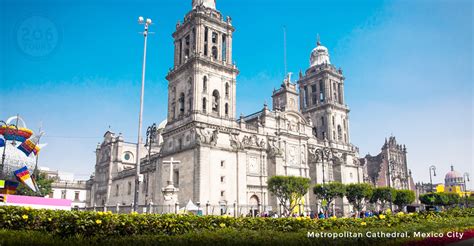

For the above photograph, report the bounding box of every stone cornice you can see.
[301,102,350,114]
[166,55,239,81]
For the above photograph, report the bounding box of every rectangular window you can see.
[212,32,218,43]
[338,83,342,104]
[221,160,225,168]
[222,34,227,62]
[74,191,80,201]
[116,184,119,197]
[61,190,66,199]
[220,176,225,183]
[303,86,308,108]
[311,85,317,105]
[185,35,190,46]
[128,182,132,195]
[179,39,183,65]
[174,171,180,187]
[319,80,324,102]
[220,191,225,197]
[204,28,209,56]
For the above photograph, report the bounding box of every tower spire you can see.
[317,33,321,46]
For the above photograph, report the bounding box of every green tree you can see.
[434,193,449,207]
[313,182,346,217]
[16,170,54,197]
[393,189,415,211]
[370,187,396,210]
[444,192,460,208]
[345,183,373,218]
[419,193,437,206]
[267,176,310,216]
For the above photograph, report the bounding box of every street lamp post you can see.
[314,147,332,184]
[429,165,436,193]
[463,172,470,208]
[133,16,152,212]
[144,123,157,208]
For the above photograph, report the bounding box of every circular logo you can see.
[16,16,60,58]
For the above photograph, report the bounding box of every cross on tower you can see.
[163,157,181,186]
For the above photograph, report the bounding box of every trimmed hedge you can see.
[1,218,474,246]
[0,206,473,238]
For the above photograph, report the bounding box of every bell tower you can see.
[165,0,238,128]
[297,38,351,145]
[272,73,299,112]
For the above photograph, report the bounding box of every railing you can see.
[77,203,321,217]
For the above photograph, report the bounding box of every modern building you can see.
[40,167,89,208]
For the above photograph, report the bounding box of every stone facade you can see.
[360,136,415,191]
[88,0,371,216]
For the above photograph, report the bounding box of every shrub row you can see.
[0,206,472,238]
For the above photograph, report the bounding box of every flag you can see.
[14,166,37,192]
[0,135,5,147]
[18,132,43,157]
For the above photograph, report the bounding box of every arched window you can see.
[337,125,342,141]
[321,116,325,126]
[224,103,229,116]
[225,83,230,98]
[202,97,207,113]
[179,93,185,115]
[212,90,220,115]
[212,46,218,60]
[203,76,207,92]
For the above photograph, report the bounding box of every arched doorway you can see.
[249,195,260,217]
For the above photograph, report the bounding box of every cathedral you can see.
[87,0,412,216]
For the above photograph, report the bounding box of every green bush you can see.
[0,206,473,238]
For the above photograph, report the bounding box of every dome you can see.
[192,0,216,9]
[445,166,462,180]
[310,37,331,67]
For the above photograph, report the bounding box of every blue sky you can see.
[1,0,472,187]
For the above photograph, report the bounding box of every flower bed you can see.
[0,206,473,239]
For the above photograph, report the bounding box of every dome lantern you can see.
[192,0,216,10]
[310,34,331,67]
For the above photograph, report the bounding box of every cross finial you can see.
[317,34,321,46]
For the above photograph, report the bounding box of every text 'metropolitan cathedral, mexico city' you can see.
[87,0,415,216]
